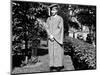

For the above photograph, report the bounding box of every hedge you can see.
[64,36,96,70]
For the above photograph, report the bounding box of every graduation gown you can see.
[45,15,64,67]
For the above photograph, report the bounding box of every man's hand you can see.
[49,35,54,41]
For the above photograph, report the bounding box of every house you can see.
[68,25,89,41]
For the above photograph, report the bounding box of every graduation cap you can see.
[49,4,59,9]
[49,4,57,7]
[48,4,59,16]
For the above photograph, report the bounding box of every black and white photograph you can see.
[11,0,96,74]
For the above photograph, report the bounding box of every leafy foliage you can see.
[64,36,96,69]
[12,1,48,55]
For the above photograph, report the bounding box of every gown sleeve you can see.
[44,17,52,37]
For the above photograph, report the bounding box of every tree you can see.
[12,1,48,65]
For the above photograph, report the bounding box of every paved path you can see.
[12,54,74,74]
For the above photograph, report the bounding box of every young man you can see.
[45,4,64,71]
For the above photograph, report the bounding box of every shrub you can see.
[64,36,96,70]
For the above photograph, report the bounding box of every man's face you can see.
[51,7,58,16]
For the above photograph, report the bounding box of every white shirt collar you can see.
[52,14,58,18]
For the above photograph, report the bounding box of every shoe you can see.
[56,66,64,72]
[56,67,61,72]
[50,66,54,72]
[60,66,64,69]
[50,66,57,72]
